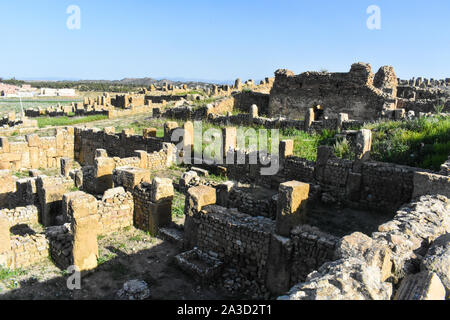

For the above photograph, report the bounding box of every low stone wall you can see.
[288,225,339,286]
[98,187,134,235]
[8,234,49,269]
[0,205,39,227]
[74,127,166,166]
[281,195,449,300]
[0,128,75,170]
[413,171,450,199]
[186,204,275,287]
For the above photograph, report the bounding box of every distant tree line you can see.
[0,78,142,93]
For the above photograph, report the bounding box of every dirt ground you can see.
[0,224,237,300]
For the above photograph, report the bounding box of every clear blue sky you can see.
[0,0,449,82]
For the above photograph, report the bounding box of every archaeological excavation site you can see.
[0,61,448,302]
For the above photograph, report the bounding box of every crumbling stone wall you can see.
[74,127,166,166]
[97,187,134,235]
[0,205,39,227]
[233,91,270,115]
[281,195,449,300]
[268,63,394,120]
[0,128,74,170]
[132,178,174,236]
[8,234,49,269]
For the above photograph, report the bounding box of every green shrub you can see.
[364,115,450,171]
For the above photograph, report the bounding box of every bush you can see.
[364,115,450,171]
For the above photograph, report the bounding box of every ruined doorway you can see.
[313,105,324,121]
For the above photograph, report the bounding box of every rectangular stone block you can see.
[276,181,310,236]
[186,185,216,212]
[151,177,174,202]
[113,166,150,192]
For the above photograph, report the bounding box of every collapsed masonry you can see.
[0,125,178,272]
[0,96,448,300]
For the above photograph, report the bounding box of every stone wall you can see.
[8,234,49,269]
[233,91,270,115]
[268,63,394,120]
[0,128,75,170]
[98,187,134,235]
[183,185,340,295]
[0,205,39,227]
[281,194,449,300]
[74,127,166,166]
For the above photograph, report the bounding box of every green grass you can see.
[97,252,117,265]
[172,190,185,218]
[363,115,450,171]
[37,114,108,128]
[280,128,335,161]
[0,267,27,281]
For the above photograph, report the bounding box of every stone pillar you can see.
[183,186,217,250]
[250,104,258,121]
[355,129,372,161]
[164,121,179,142]
[280,140,294,159]
[0,215,11,267]
[94,156,116,194]
[69,192,99,271]
[60,158,73,177]
[337,113,349,129]
[222,127,237,157]
[183,121,194,150]
[143,128,157,138]
[276,181,310,236]
[304,108,314,129]
[235,78,242,90]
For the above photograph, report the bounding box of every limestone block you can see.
[413,171,450,198]
[395,271,446,300]
[29,147,39,169]
[113,167,151,192]
[60,158,73,177]
[134,150,148,168]
[276,181,309,236]
[305,108,314,127]
[104,127,115,135]
[0,137,9,153]
[0,215,11,256]
[355,129,372,160]
[25,134,41,147]
[222,127,237,155]
[72,213,99,271]
[122,128,134,137]
[95,156,116,194]
[187,186,217,212]
[183,121,194,148]
[67,192,98,220]
[151,177,174,202]
[280,140,294,159]
[164,121,179,142]
[250,104,258,119]
[0,153,21,163]
[336,232,392,282]
[143,128,157,138]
